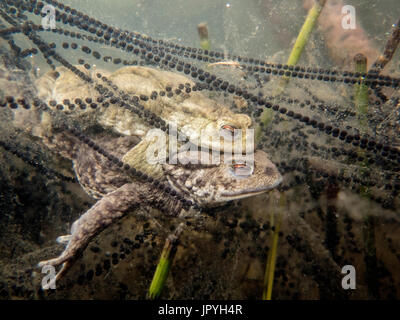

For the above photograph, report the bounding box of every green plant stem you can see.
[362,215,379,298]
[287,0,327,66]
[354,53,369,126]
[277,0,327,91]
[198,23,210,51]
[256,0,327,142]
[352,53,371,196]
[148,223,184,300]
[262,194,284,300]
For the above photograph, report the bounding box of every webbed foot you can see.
[56,235,72,245]
[37,257,73,288]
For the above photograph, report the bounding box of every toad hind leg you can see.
[38,182,143,282]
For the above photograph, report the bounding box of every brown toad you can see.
[35,65,253,154]
[37,127,282,285]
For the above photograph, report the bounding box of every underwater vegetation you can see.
[0,0,399,299]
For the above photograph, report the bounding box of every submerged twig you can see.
[368,18,400,105]
[207,60,241,68]
[370,18,400,73]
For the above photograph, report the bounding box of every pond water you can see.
[0,0,399,299]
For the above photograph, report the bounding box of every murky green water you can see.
[0,0,399,299]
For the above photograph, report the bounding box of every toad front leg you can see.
[38,182,182,285]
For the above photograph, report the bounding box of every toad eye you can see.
[220,124,239,141]
[230,162,253,177]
